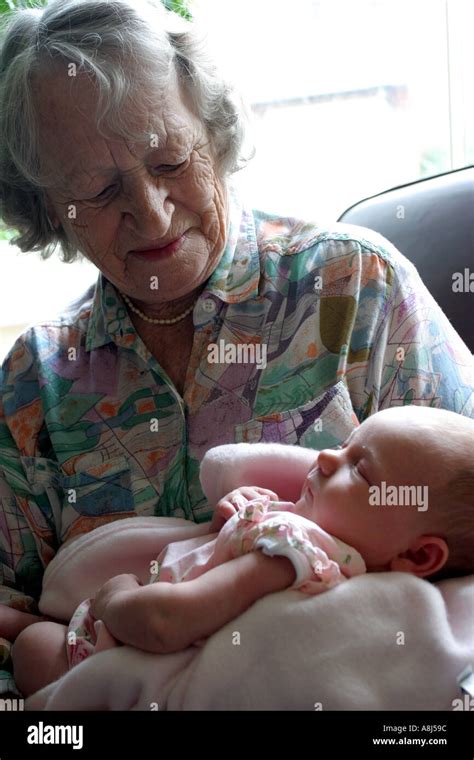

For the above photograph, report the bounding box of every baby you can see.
[12,404,474,699]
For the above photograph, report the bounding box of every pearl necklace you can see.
[120,291,198,325]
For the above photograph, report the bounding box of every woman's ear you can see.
[390,536,449,578]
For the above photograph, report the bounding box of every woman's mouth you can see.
[129,233,187,261]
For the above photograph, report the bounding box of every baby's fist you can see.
[209,486,279,532]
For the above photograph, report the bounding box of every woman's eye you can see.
[92,184,117,202]
[154,161,187,173]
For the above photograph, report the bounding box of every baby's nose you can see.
[316,448,341,477]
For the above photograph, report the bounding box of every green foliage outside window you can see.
[0,0,191,15]
[0,0,46,12]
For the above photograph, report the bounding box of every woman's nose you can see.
[124,176,173,238]
[316,448,342,477]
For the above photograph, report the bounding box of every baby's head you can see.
[292,406,474,580]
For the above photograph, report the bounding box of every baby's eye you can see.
[352,463,369,484]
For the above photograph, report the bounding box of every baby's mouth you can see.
[301,481,317,506]
[275,501,298,512]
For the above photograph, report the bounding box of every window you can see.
[195,0,474,218]
[0,249,97,362]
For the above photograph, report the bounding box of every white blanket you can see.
[27,516,474,711]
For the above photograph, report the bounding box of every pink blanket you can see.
[27,515,474,711]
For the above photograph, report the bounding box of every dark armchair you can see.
[337,167,474,352]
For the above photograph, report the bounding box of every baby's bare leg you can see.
[12,621,69,697]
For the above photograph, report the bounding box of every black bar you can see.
[0,710,472,758]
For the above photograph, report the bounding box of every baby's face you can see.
[291,408,444,569]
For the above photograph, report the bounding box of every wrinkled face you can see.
[291,409,444,569]
[33,65,229,306]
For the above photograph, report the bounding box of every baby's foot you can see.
[93,620,121,652]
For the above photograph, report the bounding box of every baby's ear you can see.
[390,536,449,578]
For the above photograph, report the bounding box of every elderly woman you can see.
[0,0,472,701]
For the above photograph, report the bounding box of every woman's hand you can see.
[0,604,53,642]
[90,573,142,638]
[210,485,280,532]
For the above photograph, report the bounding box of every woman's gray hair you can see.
[0,0,254,262]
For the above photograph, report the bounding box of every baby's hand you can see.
[210,486,280,532]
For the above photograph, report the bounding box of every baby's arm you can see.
[94,553,296,654]
[200,442,318,507]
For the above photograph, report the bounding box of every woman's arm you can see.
[200,442,318,507]
[0,337,58,640]
[359,240,473,418]
[94,553,296,654]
